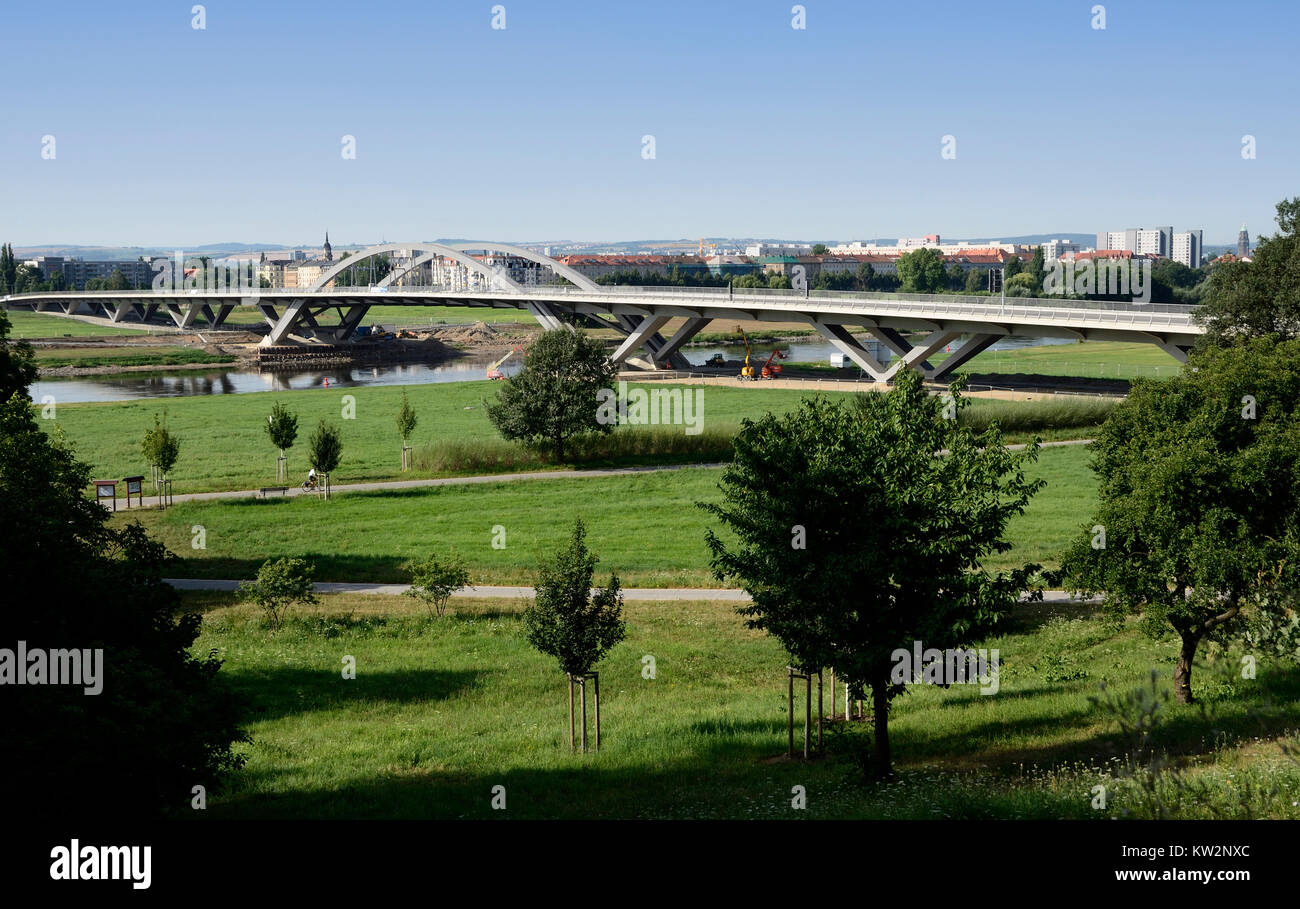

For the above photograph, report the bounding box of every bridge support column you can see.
[262,300,305,344]
[526,300,571,332]
[896,329,962,373]
[812,322,893,382]
[329,304,371,342]
[1156,342,1190,363]
[926,333,999,380]
[164,303,201,329]
[652,317,707,368]
[210,304,236,329]
[610,315,672,364]
[111,300,135,322]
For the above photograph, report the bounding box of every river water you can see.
[33,335,1071,404]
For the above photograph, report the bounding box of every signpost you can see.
[123,475,144,508]
[93,480,118,512]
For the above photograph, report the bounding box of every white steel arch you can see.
[308,242,522,292]
[376,241,600,291]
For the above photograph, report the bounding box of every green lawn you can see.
[117,444,1097,585]
[189,591,1300,819]
[4,309,151,338]
[37,346,236,368]
[48,381,865,494]
[943,341,1183,381]
[48,380,1108,495]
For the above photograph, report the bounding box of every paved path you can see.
[166,578,1098,604]
[126,438,1093,508]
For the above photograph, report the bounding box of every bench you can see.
[258,486,290,498]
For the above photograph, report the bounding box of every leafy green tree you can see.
[1006,272,1038,297]
[701,370,1043,776]
[1027,245,1046,292]
[485,328,616,463]
[0,393,247,817]
[0,309,38,400]
[1004,256,1024,279]
[106,269,129,291]
[896,248,948,294]
[1199,196,1300,345]
[524,518,626,677]
[141,412,180,488]
[1062,338,1300,704]
[811,243,828,255]
[308,420,343,473]
[396,389,417,449]
[266,401,298,462]
[404,551,470,619]
[239,557,318,628]
[964,268,988,294]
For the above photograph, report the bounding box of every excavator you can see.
[487,345,524,380]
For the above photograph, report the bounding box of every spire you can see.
[323,231,333,262]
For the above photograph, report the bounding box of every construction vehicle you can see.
[759,348,787,378]
[737,326,756,380]
[487,345,524,380]
[703,353,726,368]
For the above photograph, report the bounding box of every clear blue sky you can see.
[2,0,1296,247]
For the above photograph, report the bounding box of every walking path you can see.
[165,578,1098,604]
[127,438,1093,508]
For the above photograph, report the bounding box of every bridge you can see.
[2,240,1202,381]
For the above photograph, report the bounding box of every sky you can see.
[1,0,1297,248]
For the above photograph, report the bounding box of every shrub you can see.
[404,552,470,618]
[239,557,319,628]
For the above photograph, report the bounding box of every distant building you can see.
[27,256,155,290]
[1237,225,1251,258]
[1171,230,1203,268]
[1041,239,1082,261]
[743,243,813,257]
[1097,227,1172,258]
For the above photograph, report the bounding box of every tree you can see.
[404,552,469,619]
[308,420,343,495]
[396,390,417,468]
[106,268,128,291]
[896,248,948,294]
[1198,196,1300,345]
[1004,256,1024,279]
[964,268,987,295]
[0,393,247,817]
[0,308,38,400]
[524,518,626,674]
[141,412,180,490]
[238,557,318,628]
[1027,245,1046,293]
[701,370,1043,777]
[1006,272,1038,297]
[811,243,828,255]
[485,328,616,463]
[266,401,298,475]
[1061,338,1300,704]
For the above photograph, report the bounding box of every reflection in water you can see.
[33,358,522,404]
[33,335,1072,404]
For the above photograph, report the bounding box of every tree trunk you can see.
[871,679,893,778]
[1174,632,1199,705]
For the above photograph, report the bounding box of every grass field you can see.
[4,309,152,338]
[47,379,1109,495]
[188,591,1300,819]
[942,341,1182,381]
[37,346,236,368]
[115,443,1098,584]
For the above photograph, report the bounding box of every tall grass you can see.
[413,425,737,473]
[958,397,1116,434]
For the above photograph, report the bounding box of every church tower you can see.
[323,231,333,262]
[1237,225,1250,259]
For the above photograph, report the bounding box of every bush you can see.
[308,420,343,474]
[239,557,319,628]
[404,552,469,618]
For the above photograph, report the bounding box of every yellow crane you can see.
[737,325,756,380]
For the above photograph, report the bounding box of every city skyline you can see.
[2,0,1296,246]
